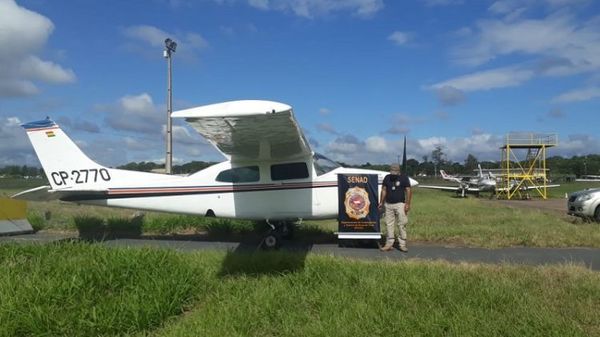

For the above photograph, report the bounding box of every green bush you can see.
[26,212,45,232]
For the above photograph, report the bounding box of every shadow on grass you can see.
[143,221,337,245]
[218,242,311,277]
[73,216,337,255]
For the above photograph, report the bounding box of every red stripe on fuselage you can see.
[108,182,338,196]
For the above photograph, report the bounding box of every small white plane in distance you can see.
[420,165,496,197]
[13,100,418,248]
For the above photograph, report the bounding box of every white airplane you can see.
[13,100,418,248]
[419,165,496,198]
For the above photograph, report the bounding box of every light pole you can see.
[164,38,177,174]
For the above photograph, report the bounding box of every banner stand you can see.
[336,174,381,241]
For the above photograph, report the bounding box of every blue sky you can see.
[1,0,599,167]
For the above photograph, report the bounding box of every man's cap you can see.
[390,163,400,173]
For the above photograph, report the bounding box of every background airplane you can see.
[13,100,418,248]
[420,164,559,198]
[420,165,495,197]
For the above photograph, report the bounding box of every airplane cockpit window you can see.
[216,166,260,183]
[313,153,341,176]
[271,162,309,181]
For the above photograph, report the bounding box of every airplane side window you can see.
[271,162,309,181]
[216,166,260,183]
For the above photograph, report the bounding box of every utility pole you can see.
[164,38,177,174]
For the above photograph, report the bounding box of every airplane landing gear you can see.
[261,220,295,250]
[262,232,281,250]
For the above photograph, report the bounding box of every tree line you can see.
[1,153,599,179]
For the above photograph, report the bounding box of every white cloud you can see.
[423,0,464,6]
[384,113,426,134]
[452,12,600,76]
[319,107,331,115]
[430,66,534,92]
[123,25,170,48]
[388,31,412,46]
[166,124,206,145]
[552,86,600,103]
[433,85,466,106]
[0,117,39,166]
[315,122,339,135]
[103,93,164,134]
[248,0,269,10]
[246,0,384,18]
[122,25,209,61]
[326,134,362,155]
[19,56,75,83]
[365,136,388,153]
[555,134,600,157]
[0,0,75,97]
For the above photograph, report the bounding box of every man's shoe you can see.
[398,245,408,252]
[379,243,394,252]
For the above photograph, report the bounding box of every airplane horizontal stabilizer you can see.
[12,186,108,202]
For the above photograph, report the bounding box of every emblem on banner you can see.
[344,186,370,220]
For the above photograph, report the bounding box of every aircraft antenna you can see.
[164,38,177,174]
[402,136,407,174]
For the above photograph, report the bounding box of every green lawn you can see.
[0,243,597,337]
[409,188,600,248]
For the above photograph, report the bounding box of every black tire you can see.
[594,206,600,223]
[262,233,281,250]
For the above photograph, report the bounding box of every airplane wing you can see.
[172,100,312,161]
[12,186,108,202]
[496,184,560,192]
[419,185,480,192]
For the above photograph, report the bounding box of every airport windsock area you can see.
[0,243,598,337]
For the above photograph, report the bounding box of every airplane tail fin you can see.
[440,170,448,179]
[20,118,180,200]
[22,118,110,189]
[21,118,177,192]
[21,118,146,190]
[478,164,483,177]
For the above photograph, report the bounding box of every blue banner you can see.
[337,174,380,233]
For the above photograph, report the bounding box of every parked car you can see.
[567,188,600,222]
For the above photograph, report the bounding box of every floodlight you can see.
[165,38,177,53]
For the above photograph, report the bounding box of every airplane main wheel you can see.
[594,206,600,223]
[262,233,281,250]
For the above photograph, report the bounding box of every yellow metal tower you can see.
[498,132,558,200]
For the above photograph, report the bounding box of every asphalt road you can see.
[2,231,599,270]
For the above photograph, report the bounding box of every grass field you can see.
[2,179,600,248]
[0,242,598,337]
[2,179,600,336]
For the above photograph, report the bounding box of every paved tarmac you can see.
[1,232,598,270]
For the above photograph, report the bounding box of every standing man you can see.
[379,163,412,252]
